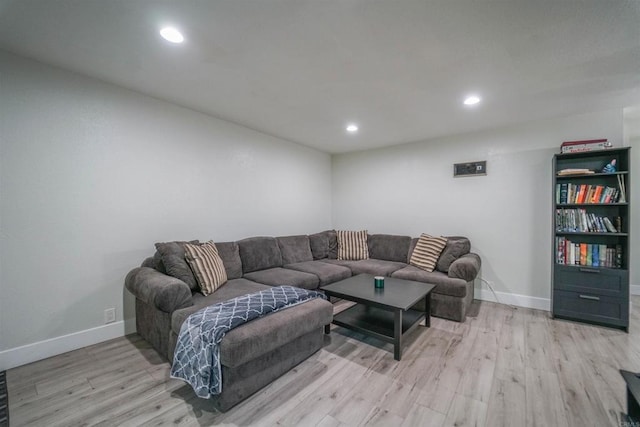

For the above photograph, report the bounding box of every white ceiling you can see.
[1,1,639,153]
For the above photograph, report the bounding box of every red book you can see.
[578,185,590,204]
[575,185,584,204]
[592,186,603,204]
[561,139,608,147]
[580,243,588,265]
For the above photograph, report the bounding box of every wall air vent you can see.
[454,161,486,177]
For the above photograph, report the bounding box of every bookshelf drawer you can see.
[554,265,628,297]
[553,290,628,327]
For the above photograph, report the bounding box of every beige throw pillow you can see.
[410,234,447,272]
[337,230,369,261]
[184,241,228,296]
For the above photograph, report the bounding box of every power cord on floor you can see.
[478,277,518,309]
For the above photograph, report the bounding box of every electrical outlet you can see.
[104,308,116,324]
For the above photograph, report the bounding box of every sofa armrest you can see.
[125,267,193,313]
[448,253,481,282]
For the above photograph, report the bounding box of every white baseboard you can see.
[0,321,127,371]
[474,287,551,311]
[631,285,640,296]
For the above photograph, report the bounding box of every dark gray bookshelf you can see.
[552,147,630,331]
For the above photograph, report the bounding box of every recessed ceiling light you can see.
[160,27,184,44]
[346,124,359,133]
[463,95,481,106]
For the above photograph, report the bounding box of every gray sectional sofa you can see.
[125,230,480,410]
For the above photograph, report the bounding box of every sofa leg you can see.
[324,324,331,334]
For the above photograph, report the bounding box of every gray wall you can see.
[332,110,627,306]
[624,107,640,289]
[0,51,332,353]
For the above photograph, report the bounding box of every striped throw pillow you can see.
[337,230,369,261]
[184,241,228,296]
[410,234,447,272]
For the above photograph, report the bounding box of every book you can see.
[568,183,576,204]
[556,237,562,264]
[560,139,610,153]
[616,245,623,268]
[603,217,618,233]
[573,185,582,204]
[586,244,592,265]
[565,239,572,264]
[592,186,603,203]
[557,168,594,176]
[596,216,606,232]
[575,243,580,265]
[560,183,568,204]
[568,242,575,265]
[585,186,596,204]
[592,244,599,267]
[578,185,589,204]
[591,214,599,232]
[599,244,607,267]
[580,243,587,265]
[617,174,626,203]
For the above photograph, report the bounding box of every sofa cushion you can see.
[184,241,228,296]
[391,266,468,298]
[277,235,313,265]
[220,297,333,367]
[337,230,369,261]
[436,237,471,273]
[144,251,166,274]
[215,241,243,279]
[284,261,352,286]
[407,238,418,263]
[244,267,320,290]
[320,259,406,277]
[171,278,269,334]
[154,240,200,291]
[238,237,283,273]
[327,230,338,259]
[409,234,447,272]
[368,234,411,262]
[309,231,330,260]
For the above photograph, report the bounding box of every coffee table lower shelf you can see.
[329,304,426,360]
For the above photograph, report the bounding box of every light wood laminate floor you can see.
[7,296,640,426]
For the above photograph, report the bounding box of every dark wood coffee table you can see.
[621,370,640,422]
[322,273,435,361]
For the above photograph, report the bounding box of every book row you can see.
[555,209,621,233]
[556,183,622,205]
[555,237,622,268]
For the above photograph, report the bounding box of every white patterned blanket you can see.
[170,286,326,398]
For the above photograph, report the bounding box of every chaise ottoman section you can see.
[215,329,323,412]
[168,294,333,412]
[170,278,269,346]
[283,261,352,286]
[219,298,332,367]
